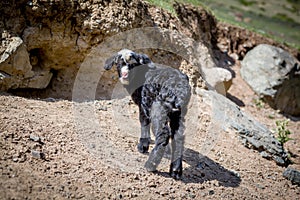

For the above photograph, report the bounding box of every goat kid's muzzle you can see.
[119,65,130,85]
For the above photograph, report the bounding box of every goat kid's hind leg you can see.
[145,102,170,172]
[137,106,151,154]
[169,111,185,179]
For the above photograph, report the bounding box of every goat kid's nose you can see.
[122,72,128,78]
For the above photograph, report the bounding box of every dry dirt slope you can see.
[0,82,299,199]
[0,0,299,199]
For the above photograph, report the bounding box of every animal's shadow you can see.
[156,148,241,187]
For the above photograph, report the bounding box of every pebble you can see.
[31,150,45,159]
[188,193,196,198]
[12,157,19,162]
[260,151,271,159]
[99,106,108,111]
[29,135,41,142]
[255,183,265,189]
[44,97,56,102]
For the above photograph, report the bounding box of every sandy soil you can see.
[0,60,299,199]
[0,0,299,198]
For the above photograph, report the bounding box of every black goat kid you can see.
[104,49,191,179]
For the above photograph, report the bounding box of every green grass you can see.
[146,0,205,14]
[238,0,256,6]
[146,0,175,13]
[145,0,300,50]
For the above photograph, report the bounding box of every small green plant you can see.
[268,114,275,119]
[253,98,265,109]
[275,119,293,146]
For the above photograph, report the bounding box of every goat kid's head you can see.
[104,49,153,85]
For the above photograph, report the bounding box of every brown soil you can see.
[1,0,299,199]
[1,61,299,199]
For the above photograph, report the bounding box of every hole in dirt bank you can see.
[29,48,43,72]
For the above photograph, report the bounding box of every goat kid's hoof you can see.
[169,160,183,180]
[137,138,150,153]
[144,160,157,172]
[169,170,182,180]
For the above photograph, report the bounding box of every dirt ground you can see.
[0,0,299,199]
[0,59,299,199]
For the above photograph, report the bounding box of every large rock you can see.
[202,67,232,95]
[240,44,300,116]
[0,37,53,90]
[0,37,33,78]
[196,88,288,166]
[283,166,300,186]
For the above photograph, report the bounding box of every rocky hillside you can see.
[1,0,298,99]
[1,0,210,99]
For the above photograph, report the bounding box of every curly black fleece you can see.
[104,50,191,179]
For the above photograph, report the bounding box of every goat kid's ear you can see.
[104,54,118,70]
[138,54,156,69]
[136,54,151,65]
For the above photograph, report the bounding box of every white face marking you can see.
[119,65,129,85]
[121,66,129,77]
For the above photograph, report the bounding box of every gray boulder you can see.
[240,44,300,116]
[196,89,288,166]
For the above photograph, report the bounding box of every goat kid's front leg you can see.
[137,106,151,154]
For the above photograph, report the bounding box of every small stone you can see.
[201,192,206,197]
[188,193,196,198]
[12,157,19,162]
[260,151,271,159]
[255,183,265,189]
[99,106,107,111]
[30,135,41,142]
[31,150,45,159]
[229,53,239,60]
[148,183,157,188]
[44,97,56,102]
